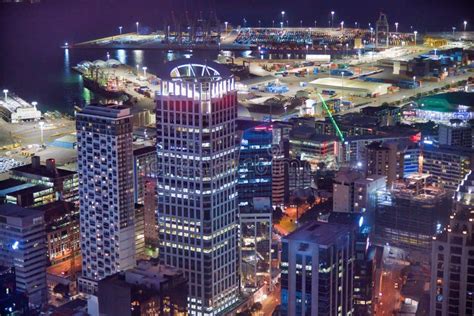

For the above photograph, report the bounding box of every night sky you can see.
[1,0,473,40]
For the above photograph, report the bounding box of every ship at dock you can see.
[72,59,128,99]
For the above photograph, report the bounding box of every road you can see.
[375,246,408,315]
[259,285,280,316]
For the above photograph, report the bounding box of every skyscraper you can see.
[281,221,355,315]
[156,59,239,315]
[430,171,474,316]
[237,125,273,293]
[76,104,136,294]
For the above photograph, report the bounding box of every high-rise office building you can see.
[76,104,136,294]
[143,179,159,251]
[133,146,157,205]
[156,59,239,315]
[430,171,474,316]
[328,212,374,316]
[238,125,273,208]
[0,204,47,307]
[281,221,355,316]
[271,122,292,207]
[237,125,273,293]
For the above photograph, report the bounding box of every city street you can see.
[375,246,409,315]
[259,285,281,316]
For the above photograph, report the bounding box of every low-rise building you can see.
[310,77,392,97]
[10,156,78,203]
[33,201,80,265]
[97,260,188,316]
[421,144,474,191]
[361,104,401,127]
[289,126,340,170]
[0,204,47,307]
[0,266,30,315]
[438,120,473,148]
[366,140,420,185]
[333,168,386,213]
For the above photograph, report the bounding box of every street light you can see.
[224,21,228,32]
[142,66,147,77]
[106,52,110,60]
[414,30,418,44]
[3,89,8,101]
[32,101,38,108]
[452,26,456,35]
[281,11,285,23]
[324,44,327,54]
[136,64,140,75]
[330,11,335,27]
[340,21,344,30]
[314,20,317,27]
[136,21,139,34]
[395,22,399,33]
[464,21,468,31]
[355,21,358,28]
[39,121,45,145]
[119,26,123,35]
[280,21,283,28]
[258,20,261,28]
[300,20,303,27]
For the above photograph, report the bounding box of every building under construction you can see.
[374,174,451,260]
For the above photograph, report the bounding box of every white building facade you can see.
[76,105,136,294]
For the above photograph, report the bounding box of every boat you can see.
[81,76,126,99]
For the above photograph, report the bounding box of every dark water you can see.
[0,1,222,114]
[0,0,472,114]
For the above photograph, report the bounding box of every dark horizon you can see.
[1,0,473,40]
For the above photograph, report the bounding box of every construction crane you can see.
[316,93,345,143]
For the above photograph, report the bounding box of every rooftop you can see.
[78,104,131,119]
[0,178,27,191]
[291,126,339,142]
[310,77,392,90]
[6,184,51,196]
[417,92,474,113]
[12,161,76,179]
[133,145,156,157]
[156,57,232,81]
[0,203,43,219]
[284,221,352,246]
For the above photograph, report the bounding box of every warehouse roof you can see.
[310,77,392,91]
